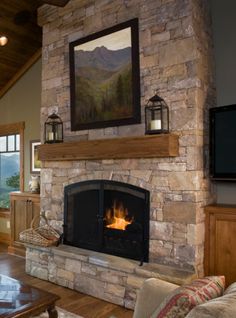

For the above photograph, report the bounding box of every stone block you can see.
[163,202,197,224]
[149,240,173,259]
[152,31,170,43]
[51,184,63,200]
[158,163,186,172]
[120,159,139,170]
[165,193,183,202]
[53,169,68,177]
[65,258,82,274]
[175,245,195,263]
[56,277,74,289]
[99,270,125,285]
[151,176,169,188]
[53,245,89,262]
[103,291,124,307]
[150,221,173,241]
[39,252,50,265]
[26,250,40,263]
[48,261,57,275]
[86,161,102,170]
[106,283,125,298]
[43,161,73,169]
[130,170,152,182]
[51,255,66,269]
[41,183,52,197]
[31,266,48,281]
[124,298,136,310]
[141,55,159,68]
[81,263,97,276]
[168,171,201,191]
[159,38,198,67]
[166,19,181,31]
[52,201,63,214]
[124,287,137,309]
[41,169,53,183]
[186,146,203,170]
[25,257,31,269]
[187,222,205,245]
[86,4,95,16]
[57,268,74,282]
[42,77,62,90]
[127,275,146,289]
[172,223,187,244]
[140,29,151,47]
[75,274,105,298]
[162,64,186,78]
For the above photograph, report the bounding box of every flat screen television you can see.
[210,104,236,180]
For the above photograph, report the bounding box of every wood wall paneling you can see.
[204,204,236,286]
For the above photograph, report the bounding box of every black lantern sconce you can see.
[44,113,63,144]
[145,92,169,134]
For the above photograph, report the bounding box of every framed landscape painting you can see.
[30,140,41,174]
[69,18,140,131]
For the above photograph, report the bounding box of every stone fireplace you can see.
[25,0,215,310]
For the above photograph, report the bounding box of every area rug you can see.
[33,306,84,318]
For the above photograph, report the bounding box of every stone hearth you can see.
[26,244,196,309]
[26,0,215,310]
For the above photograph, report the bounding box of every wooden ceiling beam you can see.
[40,0,70,7]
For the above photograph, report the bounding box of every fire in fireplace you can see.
[105,200,134,230]
[63,180,150,262]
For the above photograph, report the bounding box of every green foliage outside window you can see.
[6,173,20,188]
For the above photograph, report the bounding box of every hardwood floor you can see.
[0,243,133,318]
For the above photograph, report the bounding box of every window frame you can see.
[0,122,24,192]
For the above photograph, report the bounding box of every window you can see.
[0,134,20,208]
[0,122,24,209]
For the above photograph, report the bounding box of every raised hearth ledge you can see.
[25,244,196,309]
[38,134,179,161]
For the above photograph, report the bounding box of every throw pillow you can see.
[150,276,225,318]
[224,281,236,295]
[185,282,236,318]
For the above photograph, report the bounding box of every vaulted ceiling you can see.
[0,0,70,98]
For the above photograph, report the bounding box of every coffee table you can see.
[0,274,60,318]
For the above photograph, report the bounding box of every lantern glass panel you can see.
[162,106,169,131]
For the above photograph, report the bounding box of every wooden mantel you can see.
[38,134,179,161]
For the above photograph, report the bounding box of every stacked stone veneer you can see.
[26,244,196,309]
[26,0,215,308]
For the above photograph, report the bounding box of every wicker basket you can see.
[19,215,60,247]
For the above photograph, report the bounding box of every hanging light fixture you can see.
[0,35,8,46]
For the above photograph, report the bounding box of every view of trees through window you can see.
[0,134,20,209]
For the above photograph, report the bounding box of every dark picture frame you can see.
[30,140,41,174]
[69,18,140,131]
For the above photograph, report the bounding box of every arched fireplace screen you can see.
[63,180,150,262]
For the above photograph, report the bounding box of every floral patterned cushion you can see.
[150,276,225,318]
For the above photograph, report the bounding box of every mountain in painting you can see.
[73,45,134,126]
[75,46,131,72]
